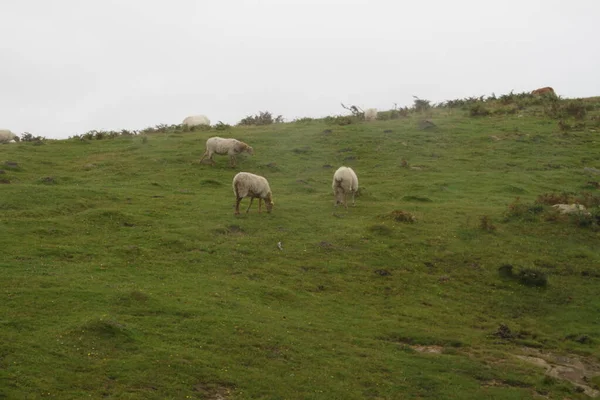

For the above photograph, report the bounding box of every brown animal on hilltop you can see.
[531,87,556,96]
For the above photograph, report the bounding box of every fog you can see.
[1,0,598,139]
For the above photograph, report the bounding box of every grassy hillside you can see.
[1,95,600,399]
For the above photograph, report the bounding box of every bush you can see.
[479,215,496,232]
[545,100,587,120]
[20,132,46,143]
[469,103,491,117]
[412,96,431,112]
[562,101,587,119]
[498,264,548,287]
[504,198,544,221]
[517,268,548,287]
[214,121,232,131]
[238,111,283,126]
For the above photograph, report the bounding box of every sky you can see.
[1,0,599,139]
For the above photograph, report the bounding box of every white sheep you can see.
[199,136,254,167]
[182,115,211,127]
[552,203,591,216]
[364,108,378,121]
[232,172,274,215]
[332,166,358,207]
[0,129,20,144]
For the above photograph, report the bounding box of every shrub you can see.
[479,215,496,232]
[387,210,416,223]
[469,103,491,117]
[238,111,283,126]
[562,100,587,119]
[504,197,544,221]
[498,264,548,287]
[214,121,232,131]
[412,96,431,112]
[294,117,315,123]
[20,132,46,143]
[517,268,548,287]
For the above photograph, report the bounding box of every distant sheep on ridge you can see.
[332,166,358,208]
[531,87,555,96]
[232,172,274,215]
[182,115,210,127]
[199,136,254,167]
[0,129,20,144]
[364,108,378,121]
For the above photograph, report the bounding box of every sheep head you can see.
[265,193,274,213]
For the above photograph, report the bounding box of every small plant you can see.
[469,103,491,117]
[20,132,46,142]
[536,192,575,205]
[558,120,571,132]
[294,117,315,123]
[517,268,548,287]
[562,100,587,119]
[412,96,431,112]
[238,111,283,126]
[498,264,548,287]
[214,121,232,131]
[388,210,416,223]
[479,215,496,232]
[504,197,544,221]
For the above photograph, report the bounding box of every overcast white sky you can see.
[1,0,598,139]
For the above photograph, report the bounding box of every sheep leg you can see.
[246,197,254,213]
[352,191,356,206]
[235,198,242,215]
[258,198,262,213]
[199,150,208,164]
[230,155,237,168]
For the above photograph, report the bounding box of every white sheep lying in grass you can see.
[332,166,358,207]
[364,108,378,121]
[199,136,254,167]
[182,115,210,127]
[552,203,591,216]
[0,129,20,144]
[232,172,274,215]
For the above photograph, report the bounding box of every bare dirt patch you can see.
[412,345,443,354]
[516,348,600,397]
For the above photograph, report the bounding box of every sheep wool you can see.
[332,166,358,208]
[364,108,378,121]
[232,172,274,215]
[200,137,254,167]
[182,115,210,127]
[0,129,20,144]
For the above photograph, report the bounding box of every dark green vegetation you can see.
[1,94,600,399]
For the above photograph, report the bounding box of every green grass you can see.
[1,98,600,399]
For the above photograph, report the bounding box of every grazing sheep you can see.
[199,136,254,167]
[552,203,591,216]
[232,172,274,215]
[332,166,358,208]
[531,87,555,96]
[364,108,378,121]
[0,129,20,144]
[182,115,211,127]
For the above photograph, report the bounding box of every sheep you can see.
[531,87,556,96]
[332,166,358,208]
[0,129,20,144]
[232,172,274,215]
[364,108,378,121]
[182,115,210,127]
[199,136,254,167]
[552,203,591,216]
